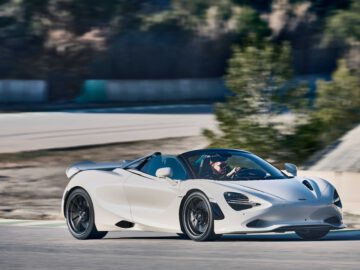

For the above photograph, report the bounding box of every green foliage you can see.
[205,44,360,165]
[325,0,360,43]
[234,6,271,44]
[201,0,360,165]
[285,60,360,163]
[203,42,296,161]
[316,60,360,124]
[141,0,237,33]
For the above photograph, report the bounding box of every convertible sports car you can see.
[62,149,345,241]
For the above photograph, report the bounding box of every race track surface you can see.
[0,105,215,153]
[0,224,359,270]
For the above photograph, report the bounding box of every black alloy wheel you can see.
[182,191,219,241]
[65,188,107,240]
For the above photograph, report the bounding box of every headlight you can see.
[224,192,260,211]
[333,189,342,208]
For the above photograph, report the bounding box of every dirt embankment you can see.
[0,136,207,220]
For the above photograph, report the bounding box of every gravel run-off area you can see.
[0,136,207,220]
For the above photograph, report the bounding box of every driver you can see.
[204,155,241,180]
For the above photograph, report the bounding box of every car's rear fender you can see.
[62,169,134,231]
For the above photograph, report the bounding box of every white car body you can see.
[61,149,345,236]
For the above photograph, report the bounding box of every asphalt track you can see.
[0,104,215,153]
[0,222,359,270]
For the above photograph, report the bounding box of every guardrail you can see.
[0,80,47,103]
[77,79,229,102]
[1,75,325,104]
[1,78,229,104]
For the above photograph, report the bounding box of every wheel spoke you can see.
[73,216,82,229]
[190,211,196,221]
[198,222,206,233]
[82,220,89,230]
[193,200,203,210]
[78,197,85,211]
[79,220,86,231]
[193,218,199,228]
[196,220,203,232]
[73,198,82,211]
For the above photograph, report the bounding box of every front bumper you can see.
[214,201,344,234]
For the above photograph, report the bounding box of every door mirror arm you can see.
[156,167,179,185]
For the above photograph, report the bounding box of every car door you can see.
[123,155,186,231]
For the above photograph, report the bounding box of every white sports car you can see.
[62,149,345,241]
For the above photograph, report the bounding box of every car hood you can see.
[214,177,322,202]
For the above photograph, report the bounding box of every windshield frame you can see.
[178,149,290,181]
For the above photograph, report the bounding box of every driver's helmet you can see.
[208,154,227,163]
[196,154,228,178]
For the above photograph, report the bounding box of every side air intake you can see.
[223,192,260,211]
[115,221,134,228]
[246,219,268,228]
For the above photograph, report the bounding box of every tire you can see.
[65,188,107,240]
[295,228,329,240]
[181,191,220,241]
[177,233,190,239]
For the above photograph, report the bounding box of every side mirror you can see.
[155,167,173,178]
[284,163,297,176]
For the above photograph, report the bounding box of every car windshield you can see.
[182,150,288,181]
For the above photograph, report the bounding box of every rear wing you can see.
[65,152,161,179]
[65,160,130,179]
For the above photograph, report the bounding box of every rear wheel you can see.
[181,192,220,241]
[65,188,107,240]
[295,228,329,240]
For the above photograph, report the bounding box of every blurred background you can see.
[0,0,359,224]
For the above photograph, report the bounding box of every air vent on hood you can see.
[302,180,314,191]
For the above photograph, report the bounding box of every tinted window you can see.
[140,155,164,176]
[183,150,287,180]
[163,157,188,180]
[140,155,189,180]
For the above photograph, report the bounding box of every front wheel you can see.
[65,188,107,240]
[295,228,329,240]
[181,191,220,241]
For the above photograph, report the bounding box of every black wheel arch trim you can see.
[210,202,225,220]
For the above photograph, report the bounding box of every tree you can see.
[203,42,298,162]
[285,60,360,164]
[0,0,144,99]
[325,0,360,44]
[205,45,359,166]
